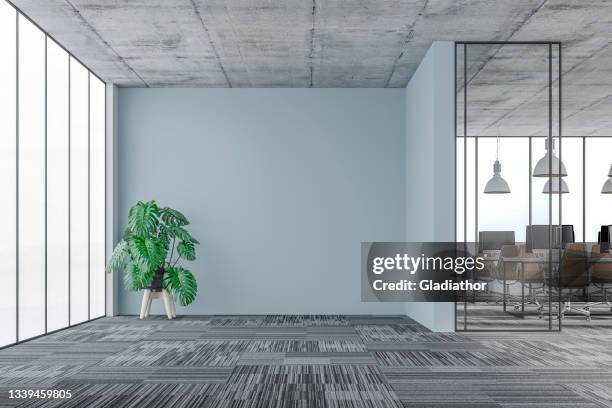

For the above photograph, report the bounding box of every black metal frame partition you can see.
[2,0,107,350]
[454,41,563,332]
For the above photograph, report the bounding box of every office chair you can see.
[587,244,612,311]
[496,245,523,310]
[517,244,547,315]
[558,243,591,321]
[474,254,496,300]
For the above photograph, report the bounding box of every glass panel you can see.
[70,57,89,325]
[478,138,529,241]
[47,38,69,332]
[559,138,583,241]
[585,138,612,242]
[456,138,464,242]
[465,138,475,242]
[89,75,105,318]
[0,0,17,347]
[18,16,46,340]
[532,138,561,228]
[457,43,560,332]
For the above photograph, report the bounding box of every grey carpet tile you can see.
[373,351,524,368]
[0,315,612,407]
[12,383,219,408]
[0,365,83,387]
[261,315,351,327]
[236,353,286,366]
[100,340,247,367]
[204,384,403,408]
[145,367,234,384]
[244,340,366,353]
[225,365,390,385]
[565,383,612,407]
[207,318,264,327]
[235,353,377,366]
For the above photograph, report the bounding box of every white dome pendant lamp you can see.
[543,177,570,194]
[602,164,612,194]
[533,137,567,177]
[484,136,511,194]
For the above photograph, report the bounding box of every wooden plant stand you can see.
[139,289,177,320]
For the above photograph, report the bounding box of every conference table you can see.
[478,253,612,315]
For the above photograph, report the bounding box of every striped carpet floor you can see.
[0,315,611,407]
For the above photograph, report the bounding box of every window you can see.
[478,138,529,241]
[18,15,46,341]
[0,0,106,347]
[585,138,612,242]
[89,76,106,319]
[0,0,17,347]
[47,38,69,332]
[69,57,89,325]
[530,137,583,240]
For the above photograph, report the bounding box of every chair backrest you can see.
[517,244,545,281]
[498,245,520,280]
[590,244,612,282]
[479,231,515,252]
[559,243,589,288]
[477,256,498,279]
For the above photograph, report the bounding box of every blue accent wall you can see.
[117,89,407,315]
[404,42,456,332]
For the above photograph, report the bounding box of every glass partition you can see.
[0,0,17,347]
[18,16,46,340]
[585,138,612,242]
[69,57,89,325]
[47,38,70,332]
[89,75,106,319]
[0,0,106,348]
[457,41,612,331]
[455,42,562,331]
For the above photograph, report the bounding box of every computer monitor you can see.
[600,225,611,253]
[478,231,515,252]
[526,225,574,251]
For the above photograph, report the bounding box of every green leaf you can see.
[169,225,200,245]
[160,207,189,227]
[130,235,167,272]
[122,227,133,241]
[122,261,154,291]
[177,240,196,261]
[157,224,171,250]
[106,240,128,273]
[164,266,197,306]
[128,201,160,236]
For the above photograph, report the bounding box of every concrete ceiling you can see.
[9,0,612,136]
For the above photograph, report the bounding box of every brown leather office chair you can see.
[517,244,546,314]
[499,245,520,280]
[558,243,590,320]
[518,244,546,283]
[473,251,499,302]
[588,244,612,311]
[497,245,522,309]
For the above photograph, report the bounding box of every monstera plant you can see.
[106,200,198,306]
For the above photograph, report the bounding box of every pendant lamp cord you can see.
[496,127,500,160]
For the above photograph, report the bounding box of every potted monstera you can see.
[107,201,198,318]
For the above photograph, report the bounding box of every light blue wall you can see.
[117,89,407,315]
[404,42,456,332]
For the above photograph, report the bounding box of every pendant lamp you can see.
[533,138,567,177]
[542,177,569,194]
[484,136,510,194]
[602,164,612,194]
